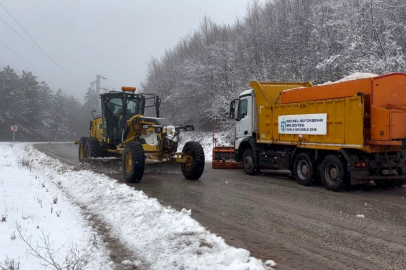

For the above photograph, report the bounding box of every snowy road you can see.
[35,143,406,270]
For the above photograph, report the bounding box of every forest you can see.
[142,0,406,129]
[0,66,98,141]
[1,0,406,141]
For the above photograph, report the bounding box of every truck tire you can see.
[294,153,314,186]
[181,141,205,180]
[78,137,88,162]
[122,142,145,183]
[86,138,100,158]
[242,149,259,175]
[320,155,349,191]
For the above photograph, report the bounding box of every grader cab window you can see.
[109,98,123,115]
[105,98,123,139]
[126,99,139,116]
[102,93,146,142]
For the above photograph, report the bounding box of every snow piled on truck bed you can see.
[318,72,379,85]
[282,72,380,93]
[0,142,273,270]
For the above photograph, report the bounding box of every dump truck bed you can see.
[256,93,365,151]
[251,73,406,153]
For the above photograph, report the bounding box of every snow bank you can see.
[0,143,113,269]
[1,143,273,270]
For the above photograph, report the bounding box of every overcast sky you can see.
[0,0,263,102]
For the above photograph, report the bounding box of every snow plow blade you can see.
[212,146,242,169]
[80,157,182,173]
[80,158,121,164]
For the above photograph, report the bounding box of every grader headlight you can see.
[136,124,150,130]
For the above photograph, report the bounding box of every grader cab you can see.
[77,86,205,183]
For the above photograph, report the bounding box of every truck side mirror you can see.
[230,100,235,118]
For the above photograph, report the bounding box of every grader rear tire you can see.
[181,141,205,180]
[86,138,100,158]
[122,142,145,183]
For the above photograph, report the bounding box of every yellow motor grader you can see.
[76,86,205,183]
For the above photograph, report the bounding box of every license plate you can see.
[382,169,397,175]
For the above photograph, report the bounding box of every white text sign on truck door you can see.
[278,113,327,135]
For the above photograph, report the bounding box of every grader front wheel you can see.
[122,142,145,183]
[181,141,205,180]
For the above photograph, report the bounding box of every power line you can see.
[0,2,53,60]
[0,2,88,86]
[0,39,43,72]
[0,16,52,61]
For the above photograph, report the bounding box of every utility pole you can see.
[91,74,107,114]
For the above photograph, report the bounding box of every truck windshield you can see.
[237,99,248,120]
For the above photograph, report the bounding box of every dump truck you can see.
[77,86,205,183]
[227,73,406,191]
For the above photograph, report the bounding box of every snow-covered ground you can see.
[0,142,275,270]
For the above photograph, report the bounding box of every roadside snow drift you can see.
[0,143,273,270]
[0,143,113,269]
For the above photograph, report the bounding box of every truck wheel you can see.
[294,153,314,186]
[122,142,145,183]
[181,141,205,180]
[320,155,349,191]
[78,137,88,162]
[86,138,100,158]
[242,149,258,175]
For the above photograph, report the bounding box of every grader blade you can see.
[80,157,121,164]
[144,159,182,174]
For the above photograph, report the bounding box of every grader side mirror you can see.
[155,96,161,118]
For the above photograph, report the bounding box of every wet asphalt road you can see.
[35,143,406,270]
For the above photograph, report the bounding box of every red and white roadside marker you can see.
[11,125,18,145]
